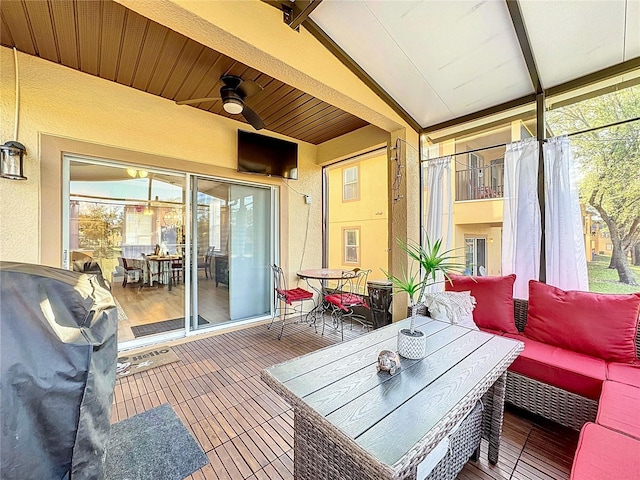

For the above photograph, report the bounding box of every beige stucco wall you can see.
[326,152,389,278]
[1,0,421,316]
[0,47,319,280]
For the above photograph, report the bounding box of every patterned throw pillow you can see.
[423,291,478,330]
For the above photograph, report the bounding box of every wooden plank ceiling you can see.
[0,0,369,145]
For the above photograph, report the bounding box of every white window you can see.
[343,165,359,201]
[343,228,360,264]
[465,237,487,275]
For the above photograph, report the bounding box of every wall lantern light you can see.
[0,141,27,180]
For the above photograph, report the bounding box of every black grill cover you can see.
[0,262,117,480]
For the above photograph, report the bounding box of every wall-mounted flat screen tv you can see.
[237,130,298,180]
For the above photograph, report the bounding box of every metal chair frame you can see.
[269,264,315,340]
[324,268,372,340]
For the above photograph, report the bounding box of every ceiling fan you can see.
[176,75,265,130]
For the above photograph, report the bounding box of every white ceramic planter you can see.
[397,328,427,359]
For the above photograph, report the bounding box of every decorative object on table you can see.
[384,237,466,359]
[377,349,401,375]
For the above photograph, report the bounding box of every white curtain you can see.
[502,138,541,299]
[423,156,453,294]
[543,136,589,291]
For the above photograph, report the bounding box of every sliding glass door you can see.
[64,156,186,344]
[228,184,271,320]
[64,158,276,347]
[191,177,272,328]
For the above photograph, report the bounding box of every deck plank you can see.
[111,320,579,479]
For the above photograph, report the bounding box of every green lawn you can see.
[588,255,640,294]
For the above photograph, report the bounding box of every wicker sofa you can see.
[507,298,640,424]
[508,298,640,480]
[416,283,640,480]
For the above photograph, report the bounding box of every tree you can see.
[78,203,123,258]
[547,85,640,285]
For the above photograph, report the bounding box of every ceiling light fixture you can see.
[223,98,244,115]
[126,168,148,178]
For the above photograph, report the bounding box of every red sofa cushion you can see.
[570,423,640,480]
[504,333,606,400]
[606,362,640,388]
[445,274,517,334]
[524,280,640,362]
[597,380,640,439]
[478,327,506,336]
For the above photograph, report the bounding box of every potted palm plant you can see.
[385,237,466,359]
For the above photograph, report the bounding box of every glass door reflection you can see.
[191,177,230,330]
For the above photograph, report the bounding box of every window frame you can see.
[342,165,360,202]
[342,226,361,265]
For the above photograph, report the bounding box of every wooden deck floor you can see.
[111,320,579,480]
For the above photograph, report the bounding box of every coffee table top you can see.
[262,317,523,474]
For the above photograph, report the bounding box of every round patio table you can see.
[297,268,353,281]
[297,269,356,326]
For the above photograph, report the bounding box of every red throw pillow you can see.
[445,274,517,333]
[524,280,640,362]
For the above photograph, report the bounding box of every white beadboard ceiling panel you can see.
[312,0,532,127]
[311,0,640,130]
[519,0,636,88]
[311,1,451,126]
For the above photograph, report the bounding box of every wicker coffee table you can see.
[261,316,523,480]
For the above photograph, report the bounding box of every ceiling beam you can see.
[547,57,640,97]
[282,0,323,31]
[422,94,537,135]
[262,1,422,132]
[506,0,542,94]
[302,18,422,133]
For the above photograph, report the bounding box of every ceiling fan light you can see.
[138,170,148,178]
[223,98,243,115]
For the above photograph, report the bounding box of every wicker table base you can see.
[293,400,485,480]
[262,318,523,480]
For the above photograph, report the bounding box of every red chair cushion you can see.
[570,423,640,480]
[597,380,640,439]
[325,293,369,312]
[445,274,517,334]
[277,287,313,305]
[606,362,640,388]
[504,333,606,400]
[524,280,640,362]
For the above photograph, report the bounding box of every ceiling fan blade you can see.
[236,79,262,98]
[242,105,265,130]
[175,97,221,105]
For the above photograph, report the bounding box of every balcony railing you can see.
[455,162,504,201]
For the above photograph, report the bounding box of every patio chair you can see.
[171,257,184,284]
[118,257,142,288]
[140,253,161,288]
[324,268,371,340]
[269,264,315,340]
[197,246,214,279]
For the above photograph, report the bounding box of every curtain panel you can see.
[543,136,589,291]
[502,138,541,299]
[423,156,453,294]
